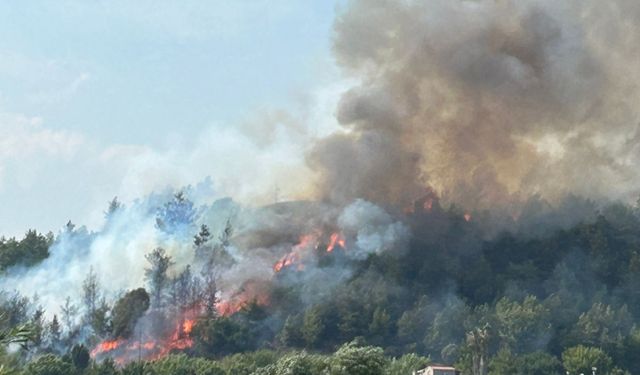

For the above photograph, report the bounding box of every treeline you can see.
[3,194,640,374]
[3,341,623,375]
[0,230,51,271]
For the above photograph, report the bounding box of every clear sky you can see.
[0,1,345,237]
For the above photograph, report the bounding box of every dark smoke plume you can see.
[309,0,640,210]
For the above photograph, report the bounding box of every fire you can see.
[273,252,300,273]
[217,280,271,316]
[92,230,341,364]
[183,319,194,334]
[90,339,124,357]
[91,309,201,363]
[272,234,319,273]
[464,213,472,222]
[273,231,347,273]
[326,232,346,252]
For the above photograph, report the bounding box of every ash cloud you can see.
[308,0,640,210]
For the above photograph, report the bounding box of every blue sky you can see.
[0,1,345,236]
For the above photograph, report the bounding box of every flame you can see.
[464,213,472,222]
[273,252,300,273]
[91,308,201,363]
[183,319,194,334]
[273,234,319,273]
[217,280,271,316]
[273,231,348,273]
[326,232,346,252]
[90,339,124,357]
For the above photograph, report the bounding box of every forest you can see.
[1,191,640,375]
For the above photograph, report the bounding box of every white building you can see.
[413,365,458,375]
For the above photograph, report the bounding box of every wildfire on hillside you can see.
[92,228,347,364]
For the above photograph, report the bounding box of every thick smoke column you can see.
[309,0,640,209]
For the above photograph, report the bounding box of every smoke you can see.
[0,184,408,325]
[308,0,640,210]
[338,199,409,259]
[3,0,640,364]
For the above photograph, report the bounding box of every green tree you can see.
[271,352,329,375]
[86,358,118,375]
[47,314,61,350]
[91,298,111,337]
[192,317,252,357]
[0,230,50,270]
[22,354,76,375]
[156,191,197,235]
[368,307,392,343]
[82,268,100,320]
[517,351,563,375]
[494,296,550,353]
[562,346,613,375]
[302,307,325,349]
[0,314,32,348]
[145,247,174,308]
[397,295,434,352]
[488,349,517,375]
[424,297,470,359]
[148,354,225,375]
[70,344,90,371]
[385,353,430,375]
[104,196,122,220]
[329,341,387,375]
[194,224,211,248]
[489,350,562,375]
[572,303,632,349]
[277,315,304,348]
[467,325,490,375]
[218,350,279,375]
[111,288,150,338]
[120,361,147,375]
[31,307,45,348]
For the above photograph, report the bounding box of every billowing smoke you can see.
[338,199,409,259]
[308,0,640,210]
[3,0,639,365]
[0,187,410,355]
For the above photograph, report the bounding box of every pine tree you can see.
[82,267,99,321]
[104,196,122,219]
[193,224,211,247]
[31,307,45,348]
[60,296,78,335]
[144,247,174,308]
[48,315,61,350]
[201,274,219,319]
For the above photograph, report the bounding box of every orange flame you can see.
[273,234,319,273]
[326,232,346,252]
[90,339,124,357]
[91,309,201,363]
[183,319,195,334]
[273,252,300,273]
[217,280,271,316]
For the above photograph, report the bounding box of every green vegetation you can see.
[3,195,640,374]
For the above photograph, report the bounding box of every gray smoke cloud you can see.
[308,0,640,210]
[0,189,408,322]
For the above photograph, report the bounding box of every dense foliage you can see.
[3,194,640,374]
